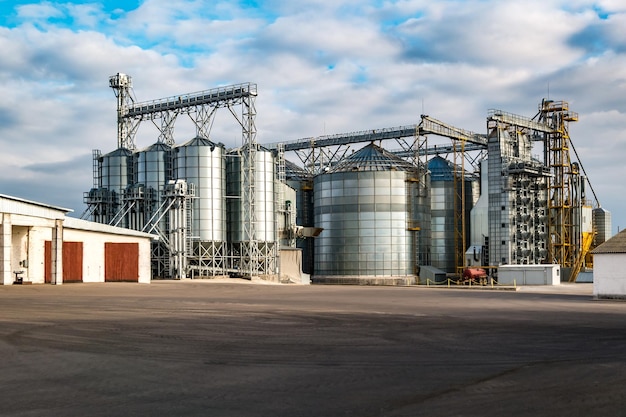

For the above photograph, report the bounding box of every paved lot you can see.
[0,281,624,417]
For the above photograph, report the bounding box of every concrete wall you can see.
[1,213,154,285]
[9,226,152,284]
[498,264,560,285]
[2,223,51,285]
[29,226,51,283]
[64,228,152,284]
[593,253,626,299]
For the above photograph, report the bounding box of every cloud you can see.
[0,0,625,233]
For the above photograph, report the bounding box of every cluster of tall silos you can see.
[90,77,611,284]
[86,138,281,279]
[90,131,607,284]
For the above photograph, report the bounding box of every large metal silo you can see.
[428,156,475,273]
[174,137,227,276]
[593,207,612,246]
[226,145,278,276]
[131,142,171,231]
[227,146,276,242]
[94,147,132,223]
[313,143,430,284]
[136,142,171,205]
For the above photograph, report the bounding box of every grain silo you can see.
[131,142,171,230]
[92,147,133,224]
[313,143,430,285]
[226,144,278,277]
[593,207,612,246]
[428,155,475,273]
[173,137,227,276]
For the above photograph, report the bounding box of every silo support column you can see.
[0,214,12,285]
[51,219,63,285]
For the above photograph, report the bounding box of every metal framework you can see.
[265,121,488,176]
[269,102,590,278]
[488,104,584,276]
[109,73,138,150]
[135,180,195,279]
[94,78,594,281]
[111,72,258,149]
[86,74,272,278]
[227,90,278,277]
[536,100,580,276]
[486,110,551,267]
[418,115,486,271]
[268,117,488,273]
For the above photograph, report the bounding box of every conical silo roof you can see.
[137,142,171,153]
[177,136,223,149]
[102,147,133,158]
[428,156,454,181]
[327,143,416,173]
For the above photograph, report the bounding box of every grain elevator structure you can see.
[83,74,608,284]
[83,74,297,280]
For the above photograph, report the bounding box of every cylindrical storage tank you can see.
[593,207,612,246]
[98,147,132,223]
[135,142,171,210]
[226,145,276,243]
[173,137,226,242]
[100,147,132,199]
[313,143,429,284]
[428,156,474,273]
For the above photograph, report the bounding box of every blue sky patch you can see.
[0,0,142,27]
[593,5,610,20]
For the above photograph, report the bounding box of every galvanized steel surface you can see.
[174,137,226,242]
[100,148,132,197]
[226,147,276,243]
[136,143,171,204]
[313,144,427,277]
[429,156,474,273]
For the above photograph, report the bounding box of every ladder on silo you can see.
[185,183,195,263]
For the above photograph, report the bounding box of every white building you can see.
[591,229,626,300]
[1,194,156,285]
[498,264,561,285]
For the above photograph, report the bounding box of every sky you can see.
[0,0,625,233]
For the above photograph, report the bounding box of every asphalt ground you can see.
[0,281,624,417]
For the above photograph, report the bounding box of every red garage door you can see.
[105,242,139,282]
[44,241,84,283]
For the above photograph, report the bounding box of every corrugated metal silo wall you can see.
[430,178,474,273]
[313,169,425,277]
[134,143,171,229]
[99,148,133,220]
[226,149,276,243]
[174,141,226,243]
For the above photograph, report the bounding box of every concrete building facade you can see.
[1,194,156,285]
[591,229,626,299]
